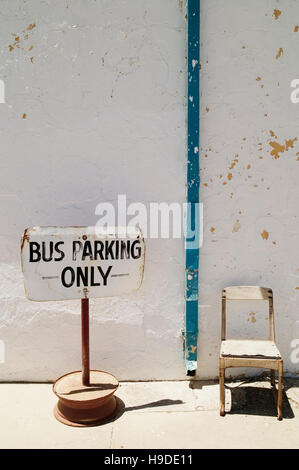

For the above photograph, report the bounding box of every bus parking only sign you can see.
[21,226,145,301]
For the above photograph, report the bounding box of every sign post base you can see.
[53,370,119,427]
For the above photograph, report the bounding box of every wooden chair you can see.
[219,286,283,420]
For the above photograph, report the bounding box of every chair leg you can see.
[270,369,275,387]
[219,361,225,416]
[277,361,283,420]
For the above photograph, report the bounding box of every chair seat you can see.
[220,339,281,359]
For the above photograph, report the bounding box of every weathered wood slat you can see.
[223,286,271,300]
[220,339,281,359]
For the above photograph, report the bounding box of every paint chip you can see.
[27,23,36,31]
[232,220,240,233]
[285,138,297,150]
[276,48,283,60]
[269,137,297,159]
[248,312,256,324]
[273,9,281,20]
[261,230,269,240]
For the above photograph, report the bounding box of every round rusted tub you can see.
[53,370,119,427]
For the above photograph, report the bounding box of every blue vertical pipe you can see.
[185,0,200,375]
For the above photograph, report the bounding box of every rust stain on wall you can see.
[269,141,285,159]
[27,23,36,31]
[269,137,297,159]
[8,23,36,54]
[273,9,281,20]
[248,312,256,324]
[232,220,240,233]
[270,130,277,138]
[285,138,297,150]
[261,230,269,240]
[276,48,283,60]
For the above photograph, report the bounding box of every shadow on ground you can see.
[227,384,294,419]
[190,377,297,419]
[96,397,185,426]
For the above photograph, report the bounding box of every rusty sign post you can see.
[81,298,90,386]
[21,226,145,426]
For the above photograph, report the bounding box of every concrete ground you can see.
[1,377,299,448]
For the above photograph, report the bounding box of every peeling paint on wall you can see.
[0,0,298,381]
[269,135,298,159]
[273,9,281,20]
[275,47,283,60]
[261,230,269,240]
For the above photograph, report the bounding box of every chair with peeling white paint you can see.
[219,286,283,420]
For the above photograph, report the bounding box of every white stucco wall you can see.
[0,0,298,382]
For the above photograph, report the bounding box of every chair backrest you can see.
[221,286,275,341]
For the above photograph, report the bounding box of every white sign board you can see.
[21,226,145,301]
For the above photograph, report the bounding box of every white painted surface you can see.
[21,226,144,301]
[0,0,298,381]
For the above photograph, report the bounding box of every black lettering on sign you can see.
[105,240,115,260]
[61,265,113,288]
[120,240,130,259]
[29,242,41,262]
[94,240,104,260]
[82,241,93,260]
[131,240,141,259]
[98,265,112,285]
[72,241,82,261]
[54,241,65,261]
[77,266,88,287]
[29,241,65,262]
[61,266,75,287]
[69,239,142,261]
[42,241,53,261]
